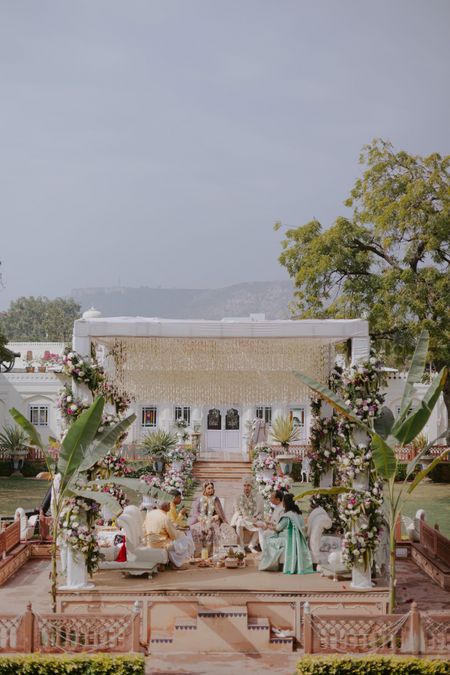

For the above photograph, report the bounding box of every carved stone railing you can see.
[0,603,141,654]
[420,520,450,567]
[303,602,450,655]
[0,520,21,557]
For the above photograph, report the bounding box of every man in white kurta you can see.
[258,490,284,550]
[231,477,264,553]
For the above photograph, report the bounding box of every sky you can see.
[0,0,449,309]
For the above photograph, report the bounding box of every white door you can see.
[206,407,241,451]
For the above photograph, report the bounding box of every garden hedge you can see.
[296,656,450,674]
[0,654,144,674]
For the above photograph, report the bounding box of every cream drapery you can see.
[95,336,335,405]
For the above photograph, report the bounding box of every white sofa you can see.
[307,507,342,567]
[99,505,168,576]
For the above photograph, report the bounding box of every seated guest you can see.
[230,476,264,553]
[258,490,284,550]
[189,481,237,555]
[259,493,314,575]
[144,502,193,567]
[168,489,188,526]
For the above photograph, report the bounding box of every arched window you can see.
[225,408,239,430]
[207,408,222,430]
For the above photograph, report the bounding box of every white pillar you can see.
[241,404,254,458]
[351,337,370,365]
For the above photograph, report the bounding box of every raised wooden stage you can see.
[56,561,389,653]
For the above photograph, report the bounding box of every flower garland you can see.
[333,353,387,569]
[308,398,342,485]
[251,443,291,511]
[62,350,105,392]
[57,384,89,423]
[98,380,133,415]
[59,497,101,574]
[339,481,384,567]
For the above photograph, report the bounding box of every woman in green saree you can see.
[259,493,314,575]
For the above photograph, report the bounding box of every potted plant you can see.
[140,429,178,473]
[224,548,239,568]
[0,424,29,476]
[270,416,301,452]
[24,359,35,373]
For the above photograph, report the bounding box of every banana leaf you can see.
[294,486,350,500]
[406,430,450,476]
[77,414,136,473]
[391,367,448,445]
[10,407,44,450]
[59,397,104,485]
[397,330,429,425]
[407,447,450,494]
[373,406,395,440]
[371,433,397,479]
[293,371,372,432]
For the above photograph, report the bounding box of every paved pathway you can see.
[146,652,300,674]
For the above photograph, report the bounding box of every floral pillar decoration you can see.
[333,354,386,589]
[55,348,134,588]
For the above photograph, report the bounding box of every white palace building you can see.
[0,311,447,455]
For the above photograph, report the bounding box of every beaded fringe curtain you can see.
[96,337,334,405]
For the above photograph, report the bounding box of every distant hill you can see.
[71,281,295,320]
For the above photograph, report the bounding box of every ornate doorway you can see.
[205,406,240,451]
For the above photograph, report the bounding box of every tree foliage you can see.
[276,139,449,366]
[0,296,81,341]
[276,139,450,423]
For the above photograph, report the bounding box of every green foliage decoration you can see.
[296,656,450,675]
[0,654,144,675]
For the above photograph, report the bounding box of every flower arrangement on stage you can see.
[59,496,101,574]
[161,468,185,493]
[96,452,131,478]
[62,350,105,392]
[175,417,188,429]
[101,484,129,510]
[57,384,89,423]
[254,473,292,503]
[140,473,162,489]
[253,453,278,474]
[339,481,384,567]
[166,447,186,464]
[337,444,373,482]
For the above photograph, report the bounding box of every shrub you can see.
[395,463,420,482]
[0,653,144,674]
[296,656,450,675]
[0,459,46,477]
[428,461,450,483]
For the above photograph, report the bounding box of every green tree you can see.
[0,296,81,341]
[276,139,450,432]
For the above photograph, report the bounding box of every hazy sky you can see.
[1,0,449,309]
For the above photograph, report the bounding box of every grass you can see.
[0,477,50,517]
[292,480,450,538]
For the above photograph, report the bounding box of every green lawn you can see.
[0,477,448,538]
[0,478,50,517]
[292,480,450,538]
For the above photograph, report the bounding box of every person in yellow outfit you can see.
[144,501,194,567]
[168,489,188,526]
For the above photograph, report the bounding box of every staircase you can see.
[150,605,294,653]
[193,459,252,481]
